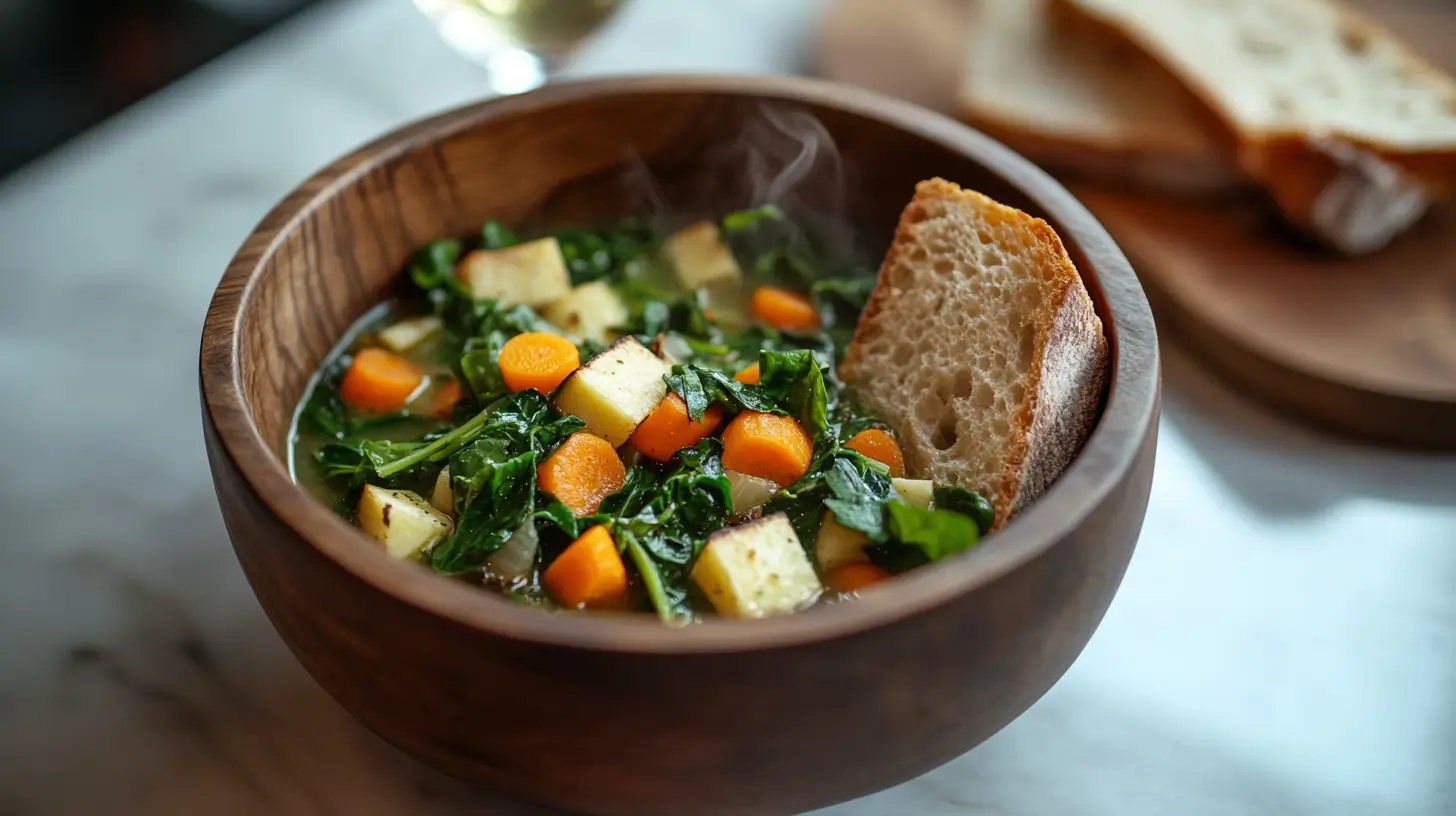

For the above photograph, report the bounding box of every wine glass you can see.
[413,0,629,95]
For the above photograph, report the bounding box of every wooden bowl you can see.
[200,76,1160,816]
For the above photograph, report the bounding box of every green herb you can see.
[481,220,518,250]
[721,204,785,232]
[664,364,783,422]
[932,485,996,536]
[880,500,982,565]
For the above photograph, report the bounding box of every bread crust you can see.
[1053,0,1456,252]
[841,179,1108,530]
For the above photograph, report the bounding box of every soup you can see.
[290,207,993,623]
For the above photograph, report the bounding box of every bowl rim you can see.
[200,74,1159,654]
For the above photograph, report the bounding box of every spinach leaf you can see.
[431,451,537,574]
[424,391,584,574]
[821,455,893,541]
[534,499,581,540]
[409,239,466,301]
[314,438,428,488]
[553,224,656,286]
[881,500,982,564]
[721,204,786,232]
[592,439,731,623]
[932,485,996,536]
[597,465,659,520]
[664,364,783,423]
[758,349,830,445]
[457,336,507,402]
[481,220,518,250]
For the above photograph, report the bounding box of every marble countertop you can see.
[1,0,1453,813]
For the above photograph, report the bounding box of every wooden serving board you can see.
[815,0,1456,448]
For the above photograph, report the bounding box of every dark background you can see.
[0,0,330,179]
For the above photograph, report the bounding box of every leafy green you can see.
[764,449,888,545]
[481,220,518,250]
[425,392,585,573]
[433,451,537,575]
[721,204,786,232]
[758,349,830,445]
[932,485,996,536]
[664,364,783,422]
[880,500,981,565]
[552,223,656,286]
[591,439,732,623]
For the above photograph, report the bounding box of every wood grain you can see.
[816,0,1456,447]
[200,76,1159,815]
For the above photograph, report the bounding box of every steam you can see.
[613,101,871,266]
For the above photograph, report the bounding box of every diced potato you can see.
[376,315,442,353]
[357,485,453,561]
[542,281,628,345]
[692,513,822,619]
[662,220,743,290]
[726,470,778,517]
[456,237,571,307]
[814,512,870,573]
[431,467,454,516]
[552,336,670,447]
[891,478,935,509]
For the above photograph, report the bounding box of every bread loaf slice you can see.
[1057,0,1456,253]
[840,179,1108,531]
[961,0,1245,197]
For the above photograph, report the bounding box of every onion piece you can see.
[487,516,539,583]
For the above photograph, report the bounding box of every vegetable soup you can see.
[290,208,993,623]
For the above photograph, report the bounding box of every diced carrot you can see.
[628,393,724,463]
[339,347,425,413]
[845,428,905,477]
[720,411,813,487]
[428,378,463,419]
[538,432,627,517]
[499,332,580,393]
[828,563,890,594]
[544,525,629,609]
[734,362,760,385]
[750,286,820,331]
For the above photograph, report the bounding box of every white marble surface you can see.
[0,0,1453,813]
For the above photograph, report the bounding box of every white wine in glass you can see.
[414,0,628,94]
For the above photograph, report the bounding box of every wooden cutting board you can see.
[815,0,1456,448]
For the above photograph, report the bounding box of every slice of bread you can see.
[840,179,1108,531]
[961,0,1246,197]
[1057,0,1456,253]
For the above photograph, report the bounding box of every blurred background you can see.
[0,0,325,177]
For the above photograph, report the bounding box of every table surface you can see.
[0,1,1452,814]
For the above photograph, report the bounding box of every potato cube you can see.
[891,478,934,509]
[376,315,442,353]
[552,336,670,447]
[542,281,628,345]
[725,470,778,517]
[814,512,870,573]
[662,220,743,290]
[692,513,822,619]
[456,237,571,307]
[357,485,453,561]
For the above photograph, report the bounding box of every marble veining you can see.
[0,0,1452,814]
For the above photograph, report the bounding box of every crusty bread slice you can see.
[961,0,1246,197]
[840,179,1108,531]
[1057,0,1456,253]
